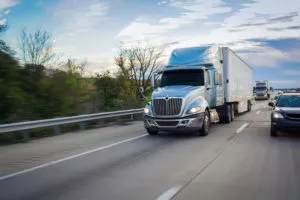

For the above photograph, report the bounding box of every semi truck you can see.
[143,45,253,136]
[255,80,270,100]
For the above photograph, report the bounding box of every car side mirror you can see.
[268,102,274,107]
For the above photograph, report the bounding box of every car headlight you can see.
[144,108,151,115]
[187,106,202,114]
[273,112,284,119]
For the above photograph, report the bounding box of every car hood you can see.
[276,107,300,114]
[152,85,205,99]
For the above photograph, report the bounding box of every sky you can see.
[0,0,300,88]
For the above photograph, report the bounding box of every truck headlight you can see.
[273,112,284,119]
[144,108,151,115]
[187,106,202,114]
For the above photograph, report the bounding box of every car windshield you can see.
[276,95,300,107]
[160,70,204,87]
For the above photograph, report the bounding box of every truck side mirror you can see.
[268,102,274,107]
[214,71,222,85]
[151,72,162,88]
[151,73,156,88]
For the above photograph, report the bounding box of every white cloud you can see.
[54,0,108,34]
[270,80,300,87]
[0,0,18,11]
[238,46,289,67]
[118,0,231,40]
[4,9,10,15]
[0,18,7,25]
[284,70,300,75]
[0,0,18,25]
[158,1,167,6]
[182,0,300,46]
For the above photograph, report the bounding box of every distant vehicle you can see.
[269,93,300,137]
[144,46,253,136]
[255,80,270,100]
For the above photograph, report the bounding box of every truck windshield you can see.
[256,87,267,91]
[160,70,204,87]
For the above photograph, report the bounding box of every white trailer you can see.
[223,47,254,113]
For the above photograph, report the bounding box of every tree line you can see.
[0,25,163,124]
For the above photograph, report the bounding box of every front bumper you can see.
[271,118,300,133]
[255,95,268,100]
[144,113,204,133]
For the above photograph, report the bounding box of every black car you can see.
[269,93,300,137]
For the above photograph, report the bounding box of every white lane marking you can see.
[0,134,148,181]
[236,123,249,133]
[157,122,250,200]
[256,110,261,115]
[156,185,183,200]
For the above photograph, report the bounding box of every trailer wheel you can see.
[247,100,252,112]
[231,104,235,121]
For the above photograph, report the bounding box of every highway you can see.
[1,100,300,200]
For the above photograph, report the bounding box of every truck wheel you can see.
[231,104,235,121]
[247,101,252,112]
[146,129,158,135]
[270,126,278,137]
[197,111,210,136]
[224,104,232,124]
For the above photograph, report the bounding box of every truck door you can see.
[205,70,213,107]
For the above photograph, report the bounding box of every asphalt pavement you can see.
[1,99,300,200]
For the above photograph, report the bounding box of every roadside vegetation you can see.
[0,25,162,143]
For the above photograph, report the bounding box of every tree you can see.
[18,28,57,66]
[115,42,164,92]
[0,25,25,122]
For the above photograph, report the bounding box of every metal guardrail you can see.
[0,108,144,139]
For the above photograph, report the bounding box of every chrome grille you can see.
[152,98,182,116]
[286,114,300,120]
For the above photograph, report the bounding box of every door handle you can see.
[207,87,211,90]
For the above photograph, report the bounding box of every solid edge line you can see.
[0,134,148,181]
[156,185,183,200]
[256,110,261,115]
[236,123,249,133]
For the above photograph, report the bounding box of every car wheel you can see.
[270,126,278,137]
[146,129,158,135]
[197,111,210,136]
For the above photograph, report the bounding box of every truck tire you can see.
[270,127,278,137]
[231,104,235,121]
[247,100,252,112]
[146,129,158,135]
[224,104,232,124]
[197,111,210,136]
